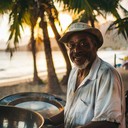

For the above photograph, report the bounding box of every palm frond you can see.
[41,0,62,30]
[7,0,31,48]
[107,17,128,40]
[0,0,12,13]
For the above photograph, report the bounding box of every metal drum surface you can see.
[0,105,44,128]
[0,92,65,119]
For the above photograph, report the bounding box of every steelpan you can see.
[0,105,44,128]
[0,92,65,119]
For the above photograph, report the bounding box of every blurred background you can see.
[0,0,128,96]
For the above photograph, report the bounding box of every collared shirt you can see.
[64,56,125,128]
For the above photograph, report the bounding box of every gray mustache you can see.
[73,52,86,57]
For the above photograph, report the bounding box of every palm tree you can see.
[36,0,63,93]
[44,2,72,85]
[29,2,43,84]
[0,0,12,14]
[107,5,128,40]
[0,0,64,93]
[56,0,121,27]
[60,0,128,41]
[49,19,72,85]
[40,16,62,93]
[0,0,43,84]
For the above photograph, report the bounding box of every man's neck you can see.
[75,68,90,91]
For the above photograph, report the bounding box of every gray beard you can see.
[73,59,90,69]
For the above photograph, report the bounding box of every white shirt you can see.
[64,56,125,128]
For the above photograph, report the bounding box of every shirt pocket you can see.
[80,98,89,106]
[74,96,91,125]
[74,96,89,113]
[80,95,90,107]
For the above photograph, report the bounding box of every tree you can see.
[59,0,128,41]
[107,5,128,40]
[44,2,72,85]
[56,0,121,27]
[0,0,65,93]
[29,2,43,84]
[40,16,62,93]
[37,0,63,93]
[0,0,43,84]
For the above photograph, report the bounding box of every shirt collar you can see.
[87,56,101,80]
[76,56,101,88]
[78,56,101,88]
[75,56,101,88]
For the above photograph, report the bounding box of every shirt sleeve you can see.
[92,68,123,124]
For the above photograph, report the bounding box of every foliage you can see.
[0,0,12,14]
[107,4,128,40]
[108,17,128,40]
[55,0,128,40]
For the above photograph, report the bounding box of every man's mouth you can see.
[73,53,85,61]
[74,56,83,61]
[73,52,84,57]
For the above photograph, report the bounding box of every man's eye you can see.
[80,41,89,47]
[79,41,85,46]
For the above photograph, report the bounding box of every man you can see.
[45,22,126,128]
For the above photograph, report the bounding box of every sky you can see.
[120,0,128,10]
[0,0,127,49]
[0,11,72,49]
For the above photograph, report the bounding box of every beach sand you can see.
[0,72,67,100]
[0,68,128,101]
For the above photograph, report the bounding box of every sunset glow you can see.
[0,0,127,49]
[0,14,9,41]
[48,13,72,38]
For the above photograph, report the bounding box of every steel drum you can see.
[0,92,65,119]
[0,105,44,128]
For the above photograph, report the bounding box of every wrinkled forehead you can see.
[67,31,96,42]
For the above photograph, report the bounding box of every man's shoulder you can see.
[98,58,119,75]
[100,59,114,69]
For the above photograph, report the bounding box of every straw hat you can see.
[59,22,103,48]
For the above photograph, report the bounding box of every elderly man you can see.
[45,22,126,128]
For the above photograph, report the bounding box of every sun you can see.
[47,12,72,38]
[59,13,72,31]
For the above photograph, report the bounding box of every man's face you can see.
[66,32,98,69]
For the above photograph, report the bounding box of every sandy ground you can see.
[0,72,67,100]
[0,68,128,101]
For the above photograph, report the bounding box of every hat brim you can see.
[59,28,103,48]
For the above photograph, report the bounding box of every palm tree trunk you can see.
[89,17,95,27]
[40,11,62,94]
[30,24,43,84]
[49,17,72,85]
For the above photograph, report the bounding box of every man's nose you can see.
[73,45,81,52]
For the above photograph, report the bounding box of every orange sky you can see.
[0,0,127,49]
